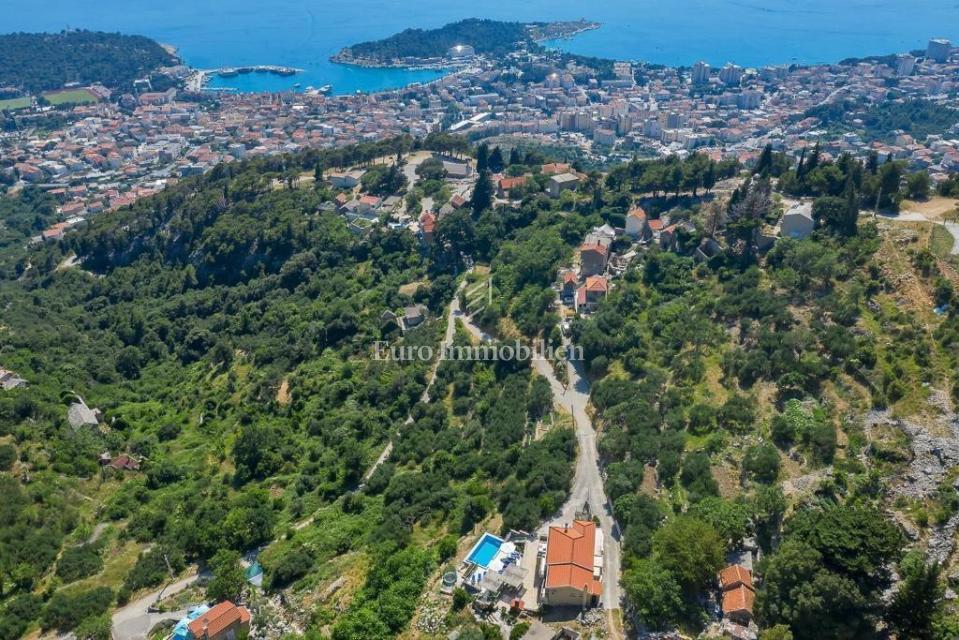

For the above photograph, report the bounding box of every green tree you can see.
[206,549,246,603]
[886,556,944,640]
[472,171,493,217]
[743,443,781,484]
[623,559,685,629]
[0,443,15,471]
[759,624,794,640]
[652,516,724,595]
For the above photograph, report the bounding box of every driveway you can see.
[457,312,623,619]
[111,574,200,640]
[530,349,622,615]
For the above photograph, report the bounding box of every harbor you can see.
[186,65,304,92]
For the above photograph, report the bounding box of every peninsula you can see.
[331,18,600,69]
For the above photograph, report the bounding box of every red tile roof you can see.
[721,584,755,615]
[584,276,608,292]
[419,212,436,234]
[187,602,251,640]
[545,520,602,596]
[498,176,527,191]
[647,219,665,232]
[579,242,609,256]
[719,565,752,591]
[627,206,647,220]
[542,162,572,176]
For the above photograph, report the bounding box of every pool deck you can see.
[464,532,505,568]
[519,537,544,612]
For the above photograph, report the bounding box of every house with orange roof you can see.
[542,520,603,608]
[558,269,579,303]
[187,601,251,640]
[579,243,609,277]
[625,206,650,240]
[419,212,436,244]
[575,276,609,314]
[497,176,528,199]
[541,162,572,176]
[719,565,755,626]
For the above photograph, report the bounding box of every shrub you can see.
[452,587,471,611]
[56,543,104,583]
[266,544,314,589]
[743,443,781,484]
[510,622,531,640]
[41,588,113,631]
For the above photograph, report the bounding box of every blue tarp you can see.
[172,604,211,640]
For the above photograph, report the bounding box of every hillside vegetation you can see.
[0,31,175,93]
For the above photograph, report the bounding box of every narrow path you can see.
[294,283,465,530]
[944,222,959,255]
[362,284,462,482]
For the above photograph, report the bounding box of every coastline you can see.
[329,19,601,71]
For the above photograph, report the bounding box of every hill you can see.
[333,18,597,65]
[0,139,575,639]
[0,30,176,93]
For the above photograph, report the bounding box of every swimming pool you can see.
[466,533,505,568]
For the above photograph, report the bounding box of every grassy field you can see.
[0,96,31,111]
[42,88,98,106]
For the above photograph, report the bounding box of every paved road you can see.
[457,314,623,616]
[530,347,622,614]
[112,574,199,640]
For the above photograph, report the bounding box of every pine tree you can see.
[476,143,489,173]
[887,560,944,640]
[471,170,493,217]
[756,144,773,176]
[841,179,859,237]
[488,147,505,173]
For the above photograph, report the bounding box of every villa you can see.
[575,276,609,314]
[719,564,756,627]
[542,520,603,608]
[186,601,251,640]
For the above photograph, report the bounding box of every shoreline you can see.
[329,19,600,71]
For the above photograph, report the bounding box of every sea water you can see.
[4,0,958,94]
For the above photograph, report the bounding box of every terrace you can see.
[459,531,530,607]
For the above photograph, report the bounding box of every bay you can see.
[3,0,958,95]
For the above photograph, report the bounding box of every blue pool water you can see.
[467,533,504,568]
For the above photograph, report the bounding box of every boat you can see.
[318,84,332,94]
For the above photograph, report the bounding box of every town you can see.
[3,22,959,640]
[4,37,959,245]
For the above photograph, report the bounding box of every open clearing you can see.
[0,96,31,111]
[42,88,98,105]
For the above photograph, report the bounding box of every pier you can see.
[186,65,303,91]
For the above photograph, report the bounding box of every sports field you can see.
[42,88,98,105]
[0,96,31,111]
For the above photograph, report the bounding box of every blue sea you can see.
[3,0,958,95]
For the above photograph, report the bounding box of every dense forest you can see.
[2,128,959,639]
[0,31,175,93]
[339,19,535,61]
[0,136,578,639]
